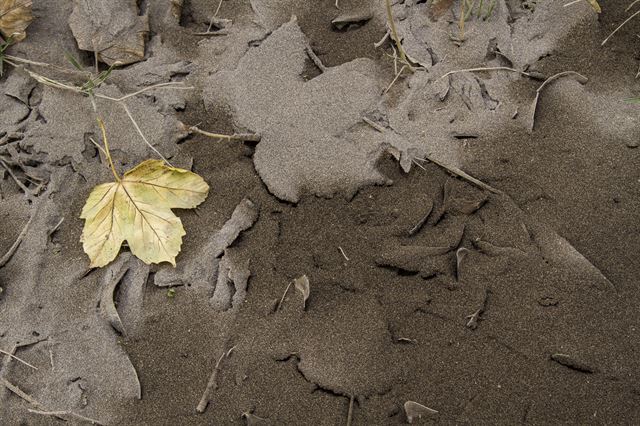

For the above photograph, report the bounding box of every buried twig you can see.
[0,212,34,268]
[414,156,502,194]
[530,71,588,132]
[1,379,101,424]
[0,348,38,370]
[438,66,541,81]
[346,394,355,426]
[187,125,261,142]
[362,117,386,133]
[27,409,104,425]
[196,346,236,413]
[602,8,640,46]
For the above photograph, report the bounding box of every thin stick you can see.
[384,0,414,72]
[438,66,539,80]
[96,118,120,182]
[415,156,502,194]
[335,0,340,9]
[121,102,172,166]
[346,395,355,426]
[1,378,46,410]
[306,47,327,73]
[188,125,261,142]
[214,0,223,16]
[95,82,193,102]
[563,0,581,7]
[88,137,108,156]
[28,409,104,425]
[383,65,407,95]
[374,30,390,48]
[196,346,235,413]
[530,71,588,132]
[0,212,33,268]
[626,0,640,12]
[276,281,293,312]
[602,8,640,46]
[0,349,38,370]
[338,246,350,261]
[4,55,90,76]
[362,117,386,133]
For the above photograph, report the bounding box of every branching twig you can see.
[196,346,235,413]
[0,158,37,201]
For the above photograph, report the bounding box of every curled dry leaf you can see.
[0,0,33,41]
[80,159,209,268]
[294,274,310,309]
[404,401,438,423]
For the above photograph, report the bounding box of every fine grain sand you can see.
[1,0,640,424]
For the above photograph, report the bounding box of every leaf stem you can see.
[97,118,121,182]
[384,0,414,73]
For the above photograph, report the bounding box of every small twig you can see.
[196,346,235,413]
[383,64,407,95]
[121,102,172,166]
[4,54,90,76]
[88,137,108,156]
[276,280,293,312]
[414,156,502,194]
[28,409,104,425]
[346,395,355,426]
[465,288,491,330]
[438,66,539,81]
[338,246,350,261]
[305,47,327,73]
[362,117,386,133]
[0,349,38,370]
[0,212,34,268]
[530,71,588,132]
[188,125,261,142]
[335,0,340,9]
[602,8,640,45]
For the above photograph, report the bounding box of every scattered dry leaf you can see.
[294,274,310,309]
[0,0,33,41]
[80,159,209,268]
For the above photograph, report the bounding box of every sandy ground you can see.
[1,0,640,424]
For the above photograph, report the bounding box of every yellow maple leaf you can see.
[80,159,209,268]
[0,0,33,41]
[585,0,601,13]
